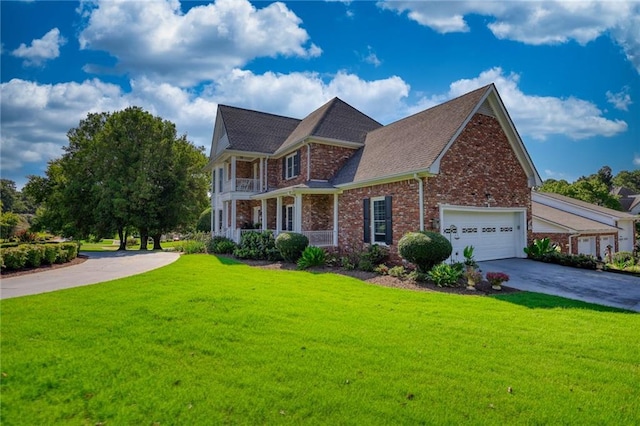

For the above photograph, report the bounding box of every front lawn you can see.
[1,255,637,424]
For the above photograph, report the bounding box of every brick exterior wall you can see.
[302,194,333,231]
[267,146,310,190]
[235,160,253,179]
[337,113,532,264]
[309,144,356,181]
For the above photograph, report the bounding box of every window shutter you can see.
[294,150,301,176]
[384,195,393,245]
[282,157,286,180]
[363,198,370,243]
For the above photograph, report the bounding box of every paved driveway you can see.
[479,258,640,312]
[0,250,180,299]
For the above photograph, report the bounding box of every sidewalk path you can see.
[0,251,180,299]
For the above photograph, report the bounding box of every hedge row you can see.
[0,243,80,270]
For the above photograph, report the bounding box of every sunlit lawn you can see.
[79,239,182,252]
[1,255,638,424]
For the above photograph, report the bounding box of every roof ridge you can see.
[308,97,339,137]
[219,104,298,121]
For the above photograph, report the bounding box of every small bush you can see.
[388,265,407,279]
[362,244,389,265]
[43,244,59,265]
[234,231,281,261]
[398,231,452,273]
[60,242,78,261]
[126,237,139,247]
[15,229,37,243]
[1,246,28,269]
[208,236,236,254]
[297,246,326,270]
[25,244,45,268]
[374,264,389,275]
[427,263,463,287]
[611,251,635,268]
[275,232,309,263]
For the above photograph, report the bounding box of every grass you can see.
[1,255,638,425]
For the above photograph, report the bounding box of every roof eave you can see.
[336,168,434,190]
[273,136,364,158]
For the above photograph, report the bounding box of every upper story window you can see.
[283,151,301,180]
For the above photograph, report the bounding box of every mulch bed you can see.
[0,255,89,278]
[237,258,519,296]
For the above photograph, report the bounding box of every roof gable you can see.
[216,105,300,155]
[532,201,619,233]
[276,97,382,154]
[333,84,541,187]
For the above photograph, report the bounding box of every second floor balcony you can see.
[222,178,261,193]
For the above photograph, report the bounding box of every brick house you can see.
[206,84,542,262]
[532,191,638,258]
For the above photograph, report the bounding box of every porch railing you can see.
[216,228,335,247]
[222,178,260,193]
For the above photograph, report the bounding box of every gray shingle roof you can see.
[538,192,637,219]
[277,97,382,153]
[533,202,619,233]
[219,105,300,154]
[332,85,491,185]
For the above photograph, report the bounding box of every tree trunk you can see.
[152,233,163,250]
[117,227,127,251]
[139,228,149,251]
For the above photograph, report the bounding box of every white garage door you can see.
[442,210,523,262]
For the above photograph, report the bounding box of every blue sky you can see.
[2,0,639,189]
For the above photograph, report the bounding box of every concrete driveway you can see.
[0,250,180,299]
[479,258,640,312]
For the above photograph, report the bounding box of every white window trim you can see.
[285,204,295,231]
[285,152,298,180]
[371,196,388,246]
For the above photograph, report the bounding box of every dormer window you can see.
[283,150,301,180]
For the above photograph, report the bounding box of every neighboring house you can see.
[612,186,640,215]
[206,84,542,262]
[532,191,638,258]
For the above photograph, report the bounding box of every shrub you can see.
[611,251,635,268]
[388,265,407,279]
[297,246,326,270]
[15,229,37,243]
[1,246,28,269]
[524,238,558,259]
[58,242,79,263]
[427,263,463,287]
[275,232,309,263]
[398,231,452,273]
[25,244,45,268]
[374,264,389,275]
[0,211,20,239]
[43,244,59,265]
[126,237,139,247]
[208,236,236,254]
[234,231,281,261]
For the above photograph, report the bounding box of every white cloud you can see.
[0,70,410,182]
[415,67,628,141]
[362,46,382,67]
[378,0,640,73]
[606,87,633,111]
[11,28,66,66]
[543,169,575,182]
[634,154,640,166]
[77,0,321,86]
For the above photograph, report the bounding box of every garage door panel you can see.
[443,210,521,262]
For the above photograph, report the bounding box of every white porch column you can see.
[294,194,302,233]
[259,158,264,192]
[261,199,267,231]
[231,156,237,192]
[276,196,282,233]
[231,199,237,232]
[333,193,339,247]
[211,171,218,237]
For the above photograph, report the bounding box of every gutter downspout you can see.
[414,174,424,231]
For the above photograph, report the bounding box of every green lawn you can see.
[1,255,638,424]
[79,239,183,252]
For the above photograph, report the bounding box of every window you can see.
[282,204,294,231]
[363,196,392,245]
[217,168,223,193]
[283,151,300,180]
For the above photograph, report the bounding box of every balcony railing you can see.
[222,178,260,193]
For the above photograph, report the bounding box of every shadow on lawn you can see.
[492,292,633,313]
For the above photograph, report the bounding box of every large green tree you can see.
[26,107,208,249]
[612,170,640,193]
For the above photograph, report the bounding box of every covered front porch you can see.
[214,187,339,247]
